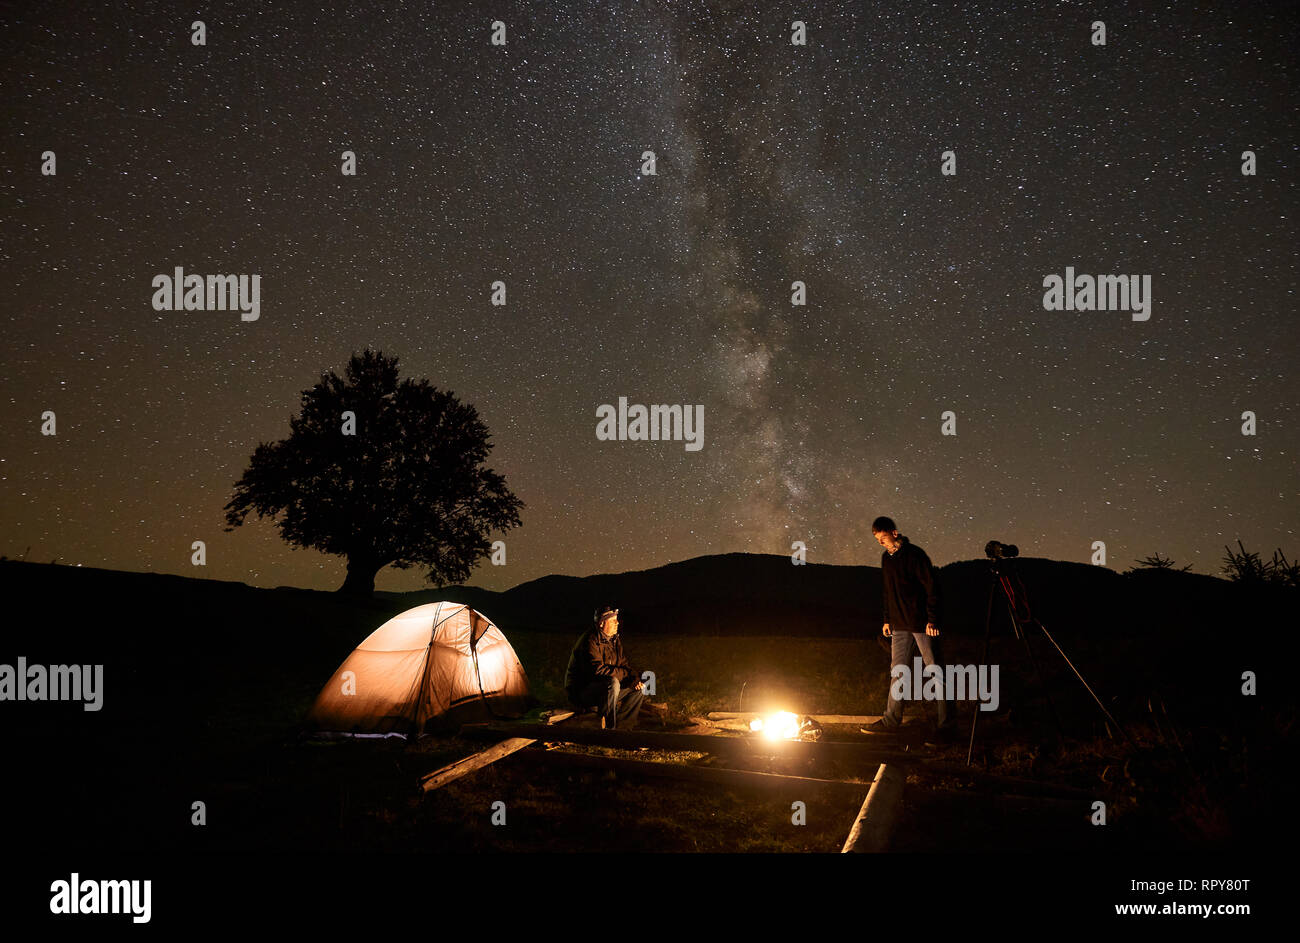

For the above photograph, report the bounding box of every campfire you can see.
[749,711,823,742]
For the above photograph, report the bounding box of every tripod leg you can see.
[1035,621,1135,745]
[966,579,997,766]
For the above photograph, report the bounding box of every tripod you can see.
[966,555,1132,766]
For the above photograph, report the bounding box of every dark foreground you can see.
[0,559,1294,856]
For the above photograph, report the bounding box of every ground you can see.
[170,631,1263,853]
[1,560,1286,854]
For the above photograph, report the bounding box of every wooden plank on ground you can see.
[419,737,537,793]
[514,748,872,798]
[460,722,917,764]
[841,763,905,853]
[708,712,883,725]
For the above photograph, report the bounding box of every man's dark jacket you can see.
[881,536,942,631]
[564,629,638,701]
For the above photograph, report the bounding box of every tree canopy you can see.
[223,349,523,595]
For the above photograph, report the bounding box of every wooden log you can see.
[514,747,871,798]
[841,763,905,853]
[677,724,727,736]
[708,712,884,725]
[541,710,575,725]
[419,737,537,793]
[460,722,916,764]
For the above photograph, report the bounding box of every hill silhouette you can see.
[0,550,1282,644]
[385,551,1209,639]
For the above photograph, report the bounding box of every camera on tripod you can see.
[984,540,1019,559]
[965,534,1132,764]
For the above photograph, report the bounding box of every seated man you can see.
[564,604,645,729]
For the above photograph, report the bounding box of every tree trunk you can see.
[338,554,381,597]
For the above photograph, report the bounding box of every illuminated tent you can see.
[305,601,531,737]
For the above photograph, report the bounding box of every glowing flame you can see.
[749,711,800,740]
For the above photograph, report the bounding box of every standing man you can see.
[564,604,646,730]
[862,517,956,741]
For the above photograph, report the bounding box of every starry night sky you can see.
[2,0,1296,592]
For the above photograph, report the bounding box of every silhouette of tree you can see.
[1270,549,1300,589]
[1221,540,1269,584]
[1133,552,1192,572]
[223,350,523,596]
[1220,541,1299,589]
